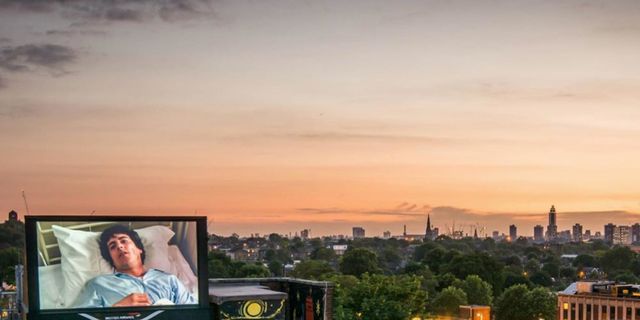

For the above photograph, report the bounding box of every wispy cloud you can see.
[0,44,76,73]
[45,29,107,37]
[0,0,216,23]
[297,202,431,218]
[0,43,77,89]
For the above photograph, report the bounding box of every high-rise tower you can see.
[546,205,558,241]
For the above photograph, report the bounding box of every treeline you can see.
[0,219,24,285]
[208,234,640,319]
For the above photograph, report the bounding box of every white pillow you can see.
[52,224,175,308]
[167,245,198,295]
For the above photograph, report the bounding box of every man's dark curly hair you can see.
[99,225,145,269]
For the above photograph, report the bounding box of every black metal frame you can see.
[24,215,211,320]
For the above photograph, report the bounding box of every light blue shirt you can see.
[74,269,197,307]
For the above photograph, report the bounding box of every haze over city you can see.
[2,0,640,236]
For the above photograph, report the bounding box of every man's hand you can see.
[113,293,151,307]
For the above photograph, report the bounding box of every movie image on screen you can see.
[36,220,199,310]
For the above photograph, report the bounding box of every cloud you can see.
[45,29,107,37]
[0,0,215,23]
[0,44,77,74]
[297,202,431,218]
[104,7,145,22]
[0,43,77,90]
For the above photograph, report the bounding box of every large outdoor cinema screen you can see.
[25,216,209,319]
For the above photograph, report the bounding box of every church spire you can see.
[425,213,434,241]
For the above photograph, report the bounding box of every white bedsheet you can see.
[38,245,198,309]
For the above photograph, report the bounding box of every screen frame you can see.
[25,215,210,319]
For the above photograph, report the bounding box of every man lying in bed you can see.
[74,225,196,307]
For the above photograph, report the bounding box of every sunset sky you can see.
[2,0,640,237]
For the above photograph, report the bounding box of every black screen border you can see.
[25,215,210,319]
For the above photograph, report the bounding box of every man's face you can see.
[107,233,143,272]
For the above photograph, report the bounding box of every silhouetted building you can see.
[383,231,391,239]
[613,226,631,245]
[7,210,18,222]
[604,223,616,243]
[352,227,365,239]
[584,229,592,240]
[534,225,544,243]
[300,229,310,240]
[559,230,572,242]
[509,224,517,241]
[632,223,640,243]
[546,205,558,241]
[424,214,437,241]
[572,223,583,242]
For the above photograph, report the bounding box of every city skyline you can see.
[2,1,640,237]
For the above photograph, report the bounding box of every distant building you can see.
[546,205,558,241]
[584,229,592,241]
[604,223,616,243]
[382,231,391,239]
[613,226,632,245]
[534,225,544,243]
[632,223,640,243]
[492,231,499,239]
[559,230,572,242]
[572,223,583,242]
[352,227,365,239]
[509,224,517,241]
[424,214,437,241]
[7,210,18,222]
[332,244,348,256]
[300,229,310,240]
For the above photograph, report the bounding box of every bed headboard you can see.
[37,221,174,266]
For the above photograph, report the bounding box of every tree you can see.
[0,247,20,284]
[268,260,283,276]
[236,263,270,278]
[208,250,233,278]
[333,274,427,320]
[379,247,403,273]
[432,286,467,315]
[310,247,337,262]
[268,233,283,245]
[530,271,553,287]
[340,248,382,277]
[559,266,577,280]
[615,272,639,284]
[444,252,505,295]
[526,287,557,320]
[541,261,560,278]
[494,285,531,320]
[453,275,493,306]
[524,258,541,274]
[600,246,635,276]
[503,270,532,289]
[494,284,556,320]
[573,254,597,268]
[290,260,335,280]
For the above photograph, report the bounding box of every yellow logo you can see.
[242,300,266,318]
